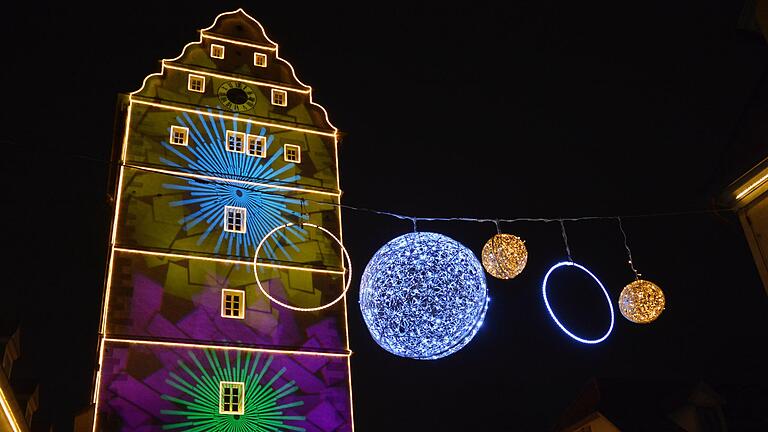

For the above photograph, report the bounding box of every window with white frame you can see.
[221,289,245,319]
[219,381,245,415]
[254,52,267,67]
[169,125,189,146]
[226,130,245,153]
[188,74,205,93]
[271,89,287,106]
[284,144,301,163]
[246,134,267,158]
[224,206,247,233]
[211,44,225,59]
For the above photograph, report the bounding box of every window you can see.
[246,134,267,158]
[221,289,245,319]
[211,44,225,59]
[284,144,301,163]
[271,89,287,106]
[188,74,205,93]
[224,206,247,233]
[254,52,267,67]
[219,381,245,415]
[169,126,189,146]
[226,130,245,153]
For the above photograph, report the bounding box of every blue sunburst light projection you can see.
[159,110,307,259]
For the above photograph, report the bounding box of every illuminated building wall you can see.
[725,157,768,295]
[91,9,353,431]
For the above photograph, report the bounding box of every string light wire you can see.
[559,220,573,262]
[28,146,735,225]
[617,217,641,280]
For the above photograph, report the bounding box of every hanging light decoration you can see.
[481,232,528,279]
[542,261,615,344]
[541,221,615,344]
[616,217,665,324]
[359,231,489,360]
[618,279,665,324]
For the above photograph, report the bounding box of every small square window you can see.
[188,74,205,93]
[246,134,267,158]
[271,89,287,106]
[224,206,247,233]
[211,44,225,59]
[254,52,267,67]
[169,126,189,146]
[221,289,245,319]
[284,144,301,163]
[226,130,245,153]
[219,381,245,415]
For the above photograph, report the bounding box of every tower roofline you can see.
[200,8,278,49]
[130,8,338,133]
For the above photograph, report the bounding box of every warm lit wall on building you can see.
[727,158,768,295]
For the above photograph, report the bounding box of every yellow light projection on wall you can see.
[91,9,355,432]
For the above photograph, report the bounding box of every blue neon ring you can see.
[542,261,615,344]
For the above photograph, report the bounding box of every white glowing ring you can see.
[542,261,615,344]
[254,222,352,312]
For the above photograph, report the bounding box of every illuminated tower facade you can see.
[91,10,353,431]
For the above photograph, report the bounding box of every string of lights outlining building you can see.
[89,9,355,432]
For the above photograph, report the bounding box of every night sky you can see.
[2,2,768,431]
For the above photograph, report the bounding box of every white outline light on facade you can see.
[254,223,351,312]
[0,390,22,432]
[735,172,768,201]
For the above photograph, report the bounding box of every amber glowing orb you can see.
[481,233,528,279]
[618,279,665,324]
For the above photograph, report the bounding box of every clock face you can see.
[217,81,257,112]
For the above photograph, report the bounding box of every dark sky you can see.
[2,2,768,431]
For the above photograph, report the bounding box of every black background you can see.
[2,2,767,431]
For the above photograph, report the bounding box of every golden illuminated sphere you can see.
[618,279,665,324]
[481,234,528,279]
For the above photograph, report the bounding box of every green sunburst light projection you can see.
[161,350,306,431]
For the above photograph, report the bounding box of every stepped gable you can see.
[132,8,335,132]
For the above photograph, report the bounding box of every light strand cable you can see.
[617,216,641,280]
[10,144,741,222]
[92,157,736,224]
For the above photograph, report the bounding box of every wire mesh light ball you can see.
[359,232,489,360]
[618,279,665,324]
[481,233,528,279]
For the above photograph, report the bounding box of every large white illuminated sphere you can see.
[359,232,489,360]
[618,279,665,324]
